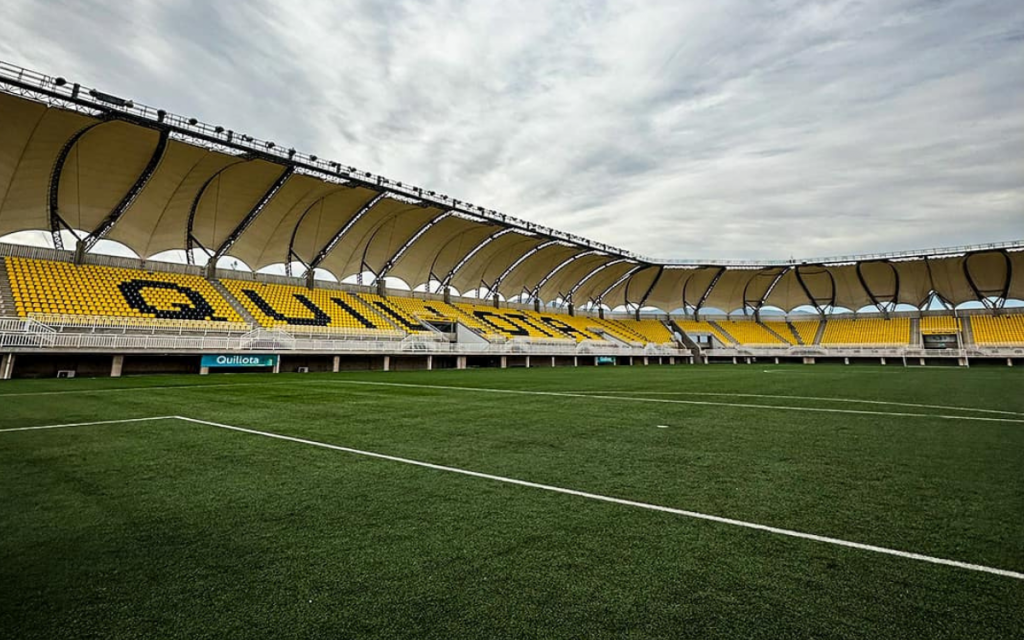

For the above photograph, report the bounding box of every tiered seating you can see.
[970,314,1024,345]
[626,319,675,344]
[454,303,577,342]
[674,319,733,345]
[820,318,910,345]
[760,321,798,345]
[590,317,647,344]
[919,315,960,335]
[717,320,787,345]
[357,294,435,333]
[221,279,395,335]
[4,257,245,329]
[788,319,821,345]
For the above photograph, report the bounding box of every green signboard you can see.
[201,354,279,368]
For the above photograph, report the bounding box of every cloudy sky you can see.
[1,0,1021,261]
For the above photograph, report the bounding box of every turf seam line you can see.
[331,380,1024,424]
[173,415,1024,581]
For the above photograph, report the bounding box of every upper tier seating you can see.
[920,315,960,335]
[221,279,396,335]
[788,319,822,345]
[760,321,798,345]
[970,314,1024,345]
[820,318,910,345]
[717,320,787,345]
[453,303,598,342]
[4,257,245,329]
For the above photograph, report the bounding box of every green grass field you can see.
[1,364,1022,639]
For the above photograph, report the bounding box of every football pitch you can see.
[1,364,1022,639]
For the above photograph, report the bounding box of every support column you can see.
[273,357,281,374]
[643,356,649,366]
[880,357,886,366]
[844,357,849,365]
[774,357,779,364]
[803,357,815,365]
[1,353,14,380]
[427,355,433,371]
[500,356,507,369]
[1008,358,1013,367]
[670,356,675,365]
[919,358,926,366]
[457,356,467,370]
[111,355,124,378]
[200,366,210,375]
[573,356,578,367]
[525,356,530,368]
[599,308,605,319]
[333,355,340,372]
[629,356,633,366]
[383,355,390,372]
[732,356,737,364]
[551,356,555,367]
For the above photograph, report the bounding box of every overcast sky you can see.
[1,0,1021,261]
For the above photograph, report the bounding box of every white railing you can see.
[28,313,252,334]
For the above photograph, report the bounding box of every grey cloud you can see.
[0,0,1020,261]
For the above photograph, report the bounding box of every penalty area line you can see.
[177,415,1023,581]
[3,413,1022,581]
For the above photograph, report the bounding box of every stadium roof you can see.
[0,61,1021,313]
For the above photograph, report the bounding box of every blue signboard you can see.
[201,354,279,368]
[596,356,616,365]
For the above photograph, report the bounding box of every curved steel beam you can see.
[694,266,726,318]
[489,240,560,293]
[48,120,108,249]
[530,250,600,300]
[594,264,648,307]
[283,188,349,275]
[185,162,240,264]
[567,258,631,303]
[376,210,454,279]
[305,191,388,273]
[962,250,1012,309]
[82,128,170,252]
[741,266,789,316]
[794,264,836,313]
[855,260,900,313]
[441,227,516,287]
[636,265,665,310]
[210,166,294,263]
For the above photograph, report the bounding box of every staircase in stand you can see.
[813,319,827,345]
[785,321,805,345]
[758,321,792,344]
[209,278,258,327]
[707,320,738,346]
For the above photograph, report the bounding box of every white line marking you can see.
[557,390,1024,417]
[0,416,177,433]
[4,413,1022,580]
[173,415,1024,580]
[656,425,670,429]
[332,380,1024,424]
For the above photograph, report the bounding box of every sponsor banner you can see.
[596,356,616,365]
[201,354,279,368]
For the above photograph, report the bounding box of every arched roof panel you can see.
[288,186,380,268]
[317,198,432,278]
[386,215,495,287]
[0,96,97,236]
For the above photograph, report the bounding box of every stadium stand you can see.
[787,319,822,345]
[820,318,910,345]
[716,320,788,345]
[919,315,960,335]
[221,279,396,335]
[4,257,246,330]
[674,319,733,345]
[969,314,1024,345]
